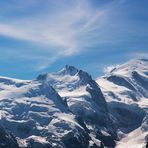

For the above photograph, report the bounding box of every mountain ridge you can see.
[0,59,147,148]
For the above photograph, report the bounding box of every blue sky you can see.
[0,0,148,79]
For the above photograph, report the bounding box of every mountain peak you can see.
[58,65,79,76]
[65,65,78,71]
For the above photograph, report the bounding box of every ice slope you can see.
[96,59,148,148]
[37,65,117,147]
[0,76,89,148]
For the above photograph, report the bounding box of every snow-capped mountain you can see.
[37,65,117,147]
[0,59,147,148]
[97,59,148,148]
[37,65,108,119]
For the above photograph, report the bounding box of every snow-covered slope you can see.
[0,76,89,148]
[97,59,148,148]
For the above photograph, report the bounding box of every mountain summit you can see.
[58,65,79,76]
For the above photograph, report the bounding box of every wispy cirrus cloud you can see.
[0,1,115,46]
[0,0,111,70]
[0,0,148,74]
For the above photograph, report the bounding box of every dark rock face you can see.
[132,71,148,91]
[108,102,146,131]
[96,131,116,148]
[0,125,19,148]
[107,75,136,91]
[62,132,89,148]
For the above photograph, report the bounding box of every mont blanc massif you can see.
[0,59,147,148]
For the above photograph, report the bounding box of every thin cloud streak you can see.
[0,1,110,47]
[0,0,111,70]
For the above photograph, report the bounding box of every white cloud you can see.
[0,0,110,49]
